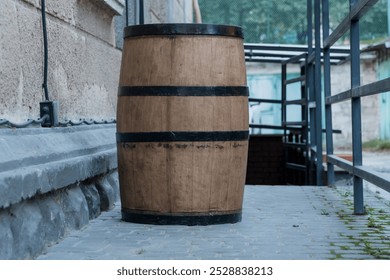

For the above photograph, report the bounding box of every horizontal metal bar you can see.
[327,155,354,173]
[246,57,346,65]
[306,127,342,134]
[326,77,390,105]
[354,166,390,193]
[324,0,379,48]
[283,121,307,126]
[249,98,282,104]
[244,43,308,52]
[249,124,284,130]
[245,57,291,64]
[284,76,306,85]
[327,155,390,193]
[286,162,307,171]
[283,142,307,148]
[323,129,342,134]
[352,77,390,98]
[249,124,303,131]
[244,43,350,54]
[282,53,307,65]
[244,51,298,58]
[246,51,345,61]
[326,90,352,105]
[249,124,286,131]
[285,99,307,105]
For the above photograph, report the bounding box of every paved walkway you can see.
[37,184,390,260]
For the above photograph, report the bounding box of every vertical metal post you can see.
[350,0,365,214]
[314,0,323,185]
[307,0,316,184]
[282,64,287,134]
[322,0,335,186]
[125,0,129,26]
[282,63,288,184]
[139,0,144,24]
[302,58,310,184]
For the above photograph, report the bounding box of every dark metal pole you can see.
[125,0,129,26]
[350,0,365,214]
[322,0,335,186]
[41,0,49,101]
[314,0,323,185]
[139,0,144,24]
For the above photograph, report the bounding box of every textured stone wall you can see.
[0,0,124,122]
[144,0,193,23]
[331,59,380,149]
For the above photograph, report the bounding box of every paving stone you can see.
[37,185,390,260]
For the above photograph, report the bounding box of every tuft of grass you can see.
[363,139,390,151]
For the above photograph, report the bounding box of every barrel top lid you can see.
[124,24,243,39]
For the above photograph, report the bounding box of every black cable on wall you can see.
[41,0,50,101]
[1,0,118,128]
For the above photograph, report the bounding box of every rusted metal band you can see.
[116,131,249,143]
[118,86,249,97]
[124,23,243,38]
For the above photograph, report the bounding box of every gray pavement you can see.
[37,184,390,260]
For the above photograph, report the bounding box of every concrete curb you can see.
[0,124,117,208]
[0,124,120,259]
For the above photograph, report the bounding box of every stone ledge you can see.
[0,124,120,259]
[0,124,117,209]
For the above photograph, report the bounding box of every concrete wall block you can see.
[74,0,116,45]
[36,196,66,245]
[9,201,45,259]
[0,0,43,121]
[46,19,121,120]
[57,186,89,232]
[143,0,192,23]
[0,212,13,259]
[96,176,118,211]
[81,184,101,220]
[0,172,119,259]
[106,171,120,202]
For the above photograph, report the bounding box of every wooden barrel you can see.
[117,24,249,225]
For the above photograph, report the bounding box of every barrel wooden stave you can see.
[117,24,248,225]
[116,96,249,133]
[119,36,246,86]
[118,140,248,213]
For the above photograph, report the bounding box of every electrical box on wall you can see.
[40,101,59,127]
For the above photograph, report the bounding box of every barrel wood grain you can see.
[117,24,248,225]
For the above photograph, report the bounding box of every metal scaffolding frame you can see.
[322,0,390,215]
[246,0,390,206]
